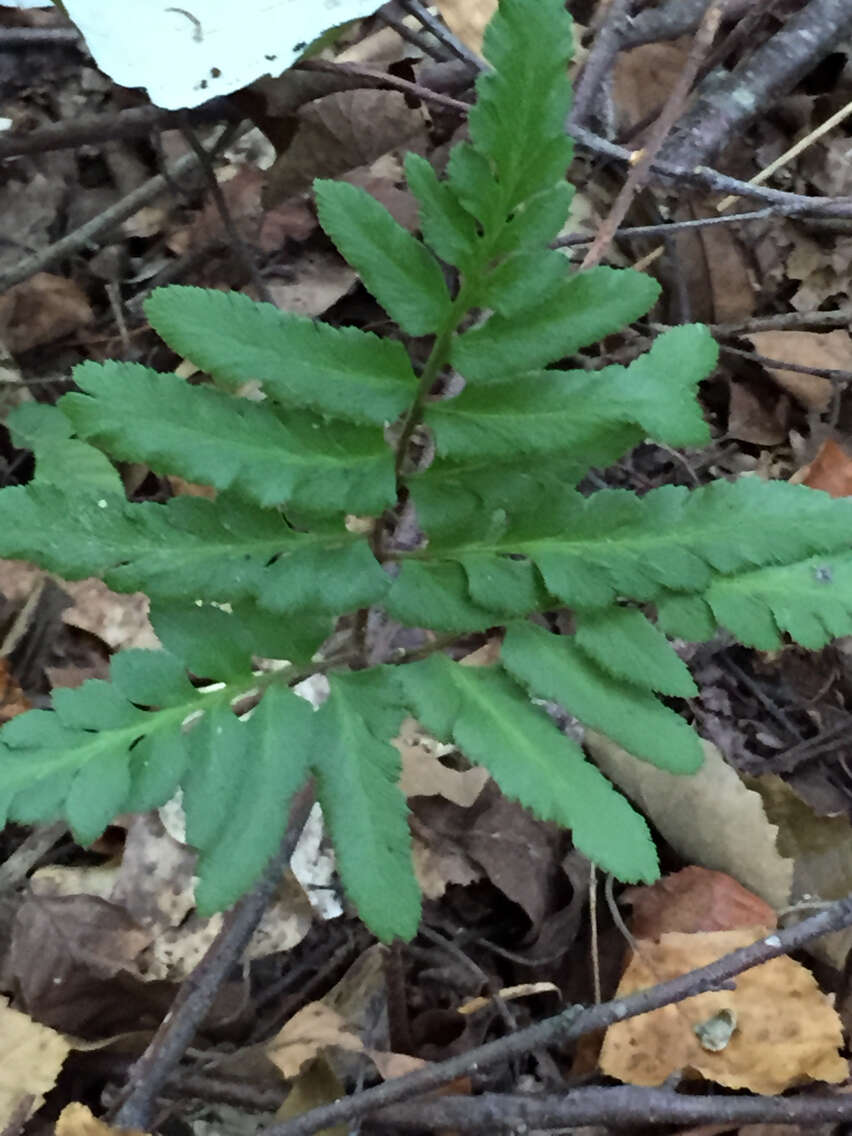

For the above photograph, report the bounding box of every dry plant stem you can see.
[373,1087,852,1132]
[0,101,238,161]
[261,893,852,1136]
[111,781,316,1130]
[0,820,66,890]
[397,0,486,71]
[581,1,725,269]
[570,0,635,128]
[659,0,852,169]
[178,117,273,305]
[295,58,474,113]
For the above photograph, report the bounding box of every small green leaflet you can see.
[501,622,703,774]
[468,0,574,211]
[311,671,421,941]
[63,362,396,514]
[574,607,697,697]
[452,268,661,382]
[7,401,123,497]
[314,179,452,337]
[397,654,658,882]
[404,152,479,272]
[0,486,389,614]
[144,287,418,426]
[193,687,315,914]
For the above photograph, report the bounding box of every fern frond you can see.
[62,362,396,514]
[397,653,659,882]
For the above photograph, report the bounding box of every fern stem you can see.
[393,286,474,482]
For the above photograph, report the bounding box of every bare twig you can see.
[111,782,315,1130]
[571,0,635,127]
[620,0,717,48]
[259,894,852,1136]
[659,0,852,169]
[377,6,454,62]
[582,1,726,268]
[397,0,486,71]
[178,117,272,304]
[295,57,475,112]
[719,343,852,385]
[0,27,82,48]
[374,1086,852,1132]
[0,100,239,162]
[707,309,852,335]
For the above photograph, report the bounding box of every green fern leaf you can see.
[451,268,661,382]
[706,552,852,650]
[490,183,576,256]
[397,654,658,882]
[426,329,712,465]
[0,487,388,613]
[144,287,417,425]
[386,560,502,632]
[574,607,697,697]
[312,671,421,941]
[0,650,212,836]
[502,622,703,773]
[149,599,331,680]
[403,153,479,271]
[655,593,718,642]
[62,363,395,514]
[8,401,123,495]
[411,480,852,614]
[314,179,452,337]
[468,0,573,210]
[193,686,314,914]
[482,249,573,317]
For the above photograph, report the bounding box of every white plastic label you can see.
[58,0,382,109]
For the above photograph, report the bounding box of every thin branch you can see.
[620,0,715,48]
[377,6,454,62]
[571,0,635,127]
[374,1086,852,1132]
[111,782,315,1130]
[178,116,273,304]
[555,208,777,247]
[719,342,852,385]
[0,100,239,162]
[581,0,726,268]
[706,309,852,335]
[260,893,852,1136]
[397,0,486,72]
[659,0,852,169]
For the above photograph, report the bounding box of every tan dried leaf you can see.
[746,330,851,410]
[586,733,793,909]
[600,929,847,1093]
[56,1103,147,1136]
[434,0,497,53]
[0,999,70,1125]
[266,1003,365,1079]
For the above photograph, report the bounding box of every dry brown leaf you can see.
[750,774,852,969]
[395,716,488,807]
[624,868,778,939]
[411,828,482,899]
[56,1103,147,1136]
[266,89,427,205]
[586,733,793,908]
[0,658,31,722]
[599,929,847,1093]
[262,250,356,317]
[0,273,93,354]
[612,39,691,132]
[267,1003,365,1079]
[799,439,852,497]
[435,0,497,53]
[746,330,851,410]
[0,999,70,1125]
[727,380,788,446]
